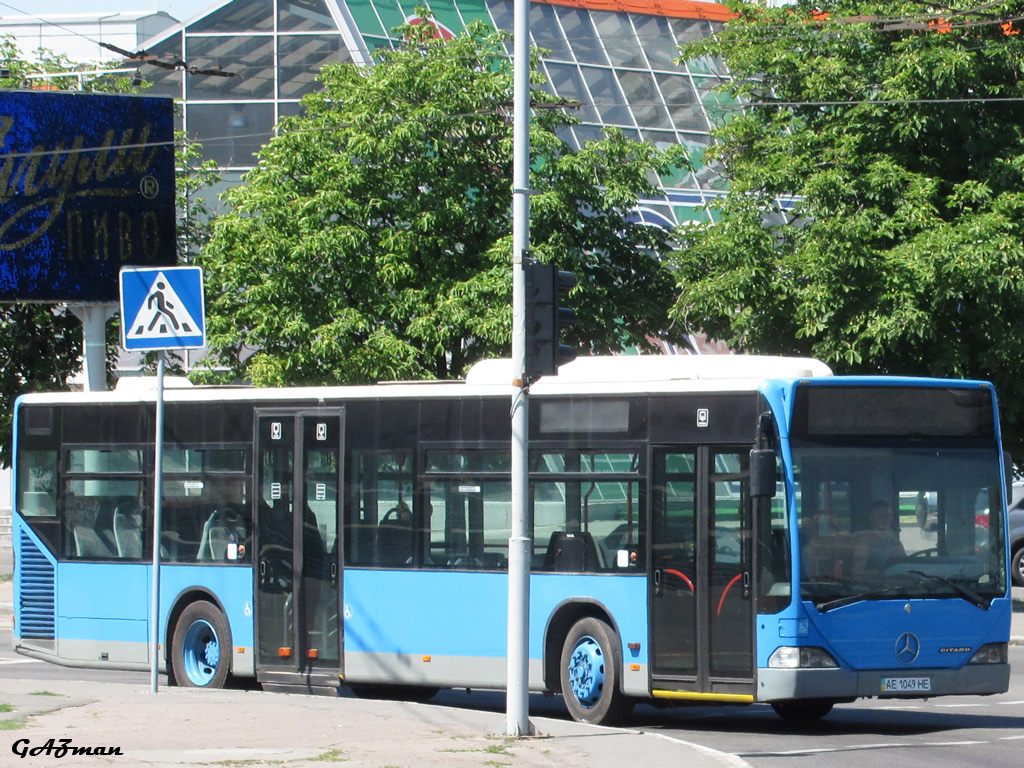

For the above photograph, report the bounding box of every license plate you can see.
[881,676,932,693]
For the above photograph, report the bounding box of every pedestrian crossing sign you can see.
[120,266,206,351]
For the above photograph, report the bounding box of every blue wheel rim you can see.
[182,619,220,686]
[568,635,605,708]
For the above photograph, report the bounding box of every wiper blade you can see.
[816,586,901,613]
[907,570,991,610]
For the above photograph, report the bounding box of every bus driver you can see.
[854,500,907,576]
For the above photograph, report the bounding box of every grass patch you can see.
[0,573,11,583]
[485,762,512,767]
[0,704,13,713]
[30,691,60,697]
[0,719,25,730]
[484,740,514,756]
[310,749,348,762]
[440,739,515,756]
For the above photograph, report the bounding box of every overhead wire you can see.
[4,83,1024,167]
[6,0,1024,78]
[3,1,1024,162]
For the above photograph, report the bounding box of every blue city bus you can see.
[11,355,1011,723]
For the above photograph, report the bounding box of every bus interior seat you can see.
[113,501,143,559]
[542,531,599,572]
[73,525,116,558]
[376,504,413,566]
[72,501,117,558]
[198,505,246,561]
[480,551,507,570]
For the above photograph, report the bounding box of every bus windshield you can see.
[792,442,1006,610]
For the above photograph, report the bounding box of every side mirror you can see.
[750,448,777,499]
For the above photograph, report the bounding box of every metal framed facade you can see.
[137,0,737,225]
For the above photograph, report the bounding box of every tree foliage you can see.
[672,1,1024,462]
[197,19,689,386]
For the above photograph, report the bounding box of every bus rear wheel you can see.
[171,601,231,688]
[559,617,632,725]
[771,699,834,722]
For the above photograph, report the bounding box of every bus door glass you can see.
[255,412,343,673]
[709,451,753,680]
[650,447,754,691]
[650,449,697,678]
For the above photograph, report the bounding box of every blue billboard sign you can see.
[0,90,176,303]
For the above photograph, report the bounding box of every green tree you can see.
[672,1,1024,462]
[197,19,689,386]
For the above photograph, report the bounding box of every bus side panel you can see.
[531,573,649,697]
[159,564,256,676]
[51,563,256,671]
[57,562,149,664]
[13,518,58,657]
[342,570,507,687]
[341,570,648,694]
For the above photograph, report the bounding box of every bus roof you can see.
[465,355,833,386]
[15,354,834,405]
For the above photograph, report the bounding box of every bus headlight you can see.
[968,643,1007,664]
[768,646,839,669]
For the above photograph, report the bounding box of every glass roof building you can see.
[134,0,737,226]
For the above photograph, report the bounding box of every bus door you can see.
[649,446,754,697]
[254,411,344,684]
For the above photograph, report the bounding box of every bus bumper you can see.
[756,664,1010,701]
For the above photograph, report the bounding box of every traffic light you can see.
[524,257,577,380]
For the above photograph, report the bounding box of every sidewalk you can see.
[0,677,736,768]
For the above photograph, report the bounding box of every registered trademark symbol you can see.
[140,175,159,199]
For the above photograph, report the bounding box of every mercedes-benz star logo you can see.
[895,632,921,664]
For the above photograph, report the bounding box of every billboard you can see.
[0,90,176,303]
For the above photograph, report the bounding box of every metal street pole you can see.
[121,266,205,694]
[67,304,117,392]
[506,0,534,738]
[150,350,165,692]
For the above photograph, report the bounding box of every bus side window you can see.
[533,478,641,573]
[112,499,144,559]
[423,479,510,570]
[65,494,116,559]
[18,450,58,517]
[162,456,251,563]
[349,451,415,568]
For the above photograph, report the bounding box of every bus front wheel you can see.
[1011,545,1024,588]
[771,699,834,722]
[171,601,232,688]
[559,617,632,725]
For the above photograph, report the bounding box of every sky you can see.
[3,1,217,24]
